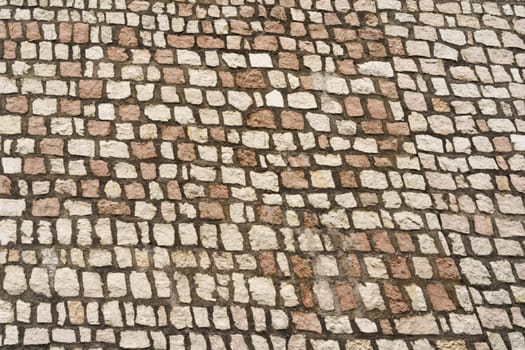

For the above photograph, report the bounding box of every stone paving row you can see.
[0,0,524,349]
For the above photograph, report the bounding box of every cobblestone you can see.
[0,0,524,348]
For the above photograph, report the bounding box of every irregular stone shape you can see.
[3,266,27,295]
[23,328,50,345]
[189,69,217,87]
[357,61,394,77]
[118,27,138,46]
[320,209,350,229]
[0,115,22,134]
[249,171,279,192]
[248,225,278,250]
[145,104,171,121]
[449,314,483,335]
[288,92,317,109]
[477,306,512,329]
[0,199,25,216]
[32,198,60,217]
[54,268,79,297]
[394,314,440,335]
[120,331,150,349]
[249,277,276,306]
[236,69,266,89]
[459,258,492,285]
[247,110,276,129]
[292,312,322,334]
[0,299,14,323]
[199,202,225,220]
[97,200,131,216]
[228,91,253,111]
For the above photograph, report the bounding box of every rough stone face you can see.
[0,115,22,134]
[32,198,60,217]
[394,314,440,335]
[357,61,394,77]
[236,70,266,89]
[0,1,523,348]
[0,299,14,323]
[460,258,492,285]
[248,225,278,250]
[0,199,25,216]
[3,266,27,295]
[292,312,322,334]
[249,277,276,306]
[199,202,225,220]
[97,200,131,216]
[120,331,150,349]
[247,110,276,129]
[54,268,79,297]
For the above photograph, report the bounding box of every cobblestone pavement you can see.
[0,0,524,349]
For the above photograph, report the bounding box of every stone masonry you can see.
[0,0,525,349]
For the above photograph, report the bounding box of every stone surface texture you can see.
[0,0,524,349]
